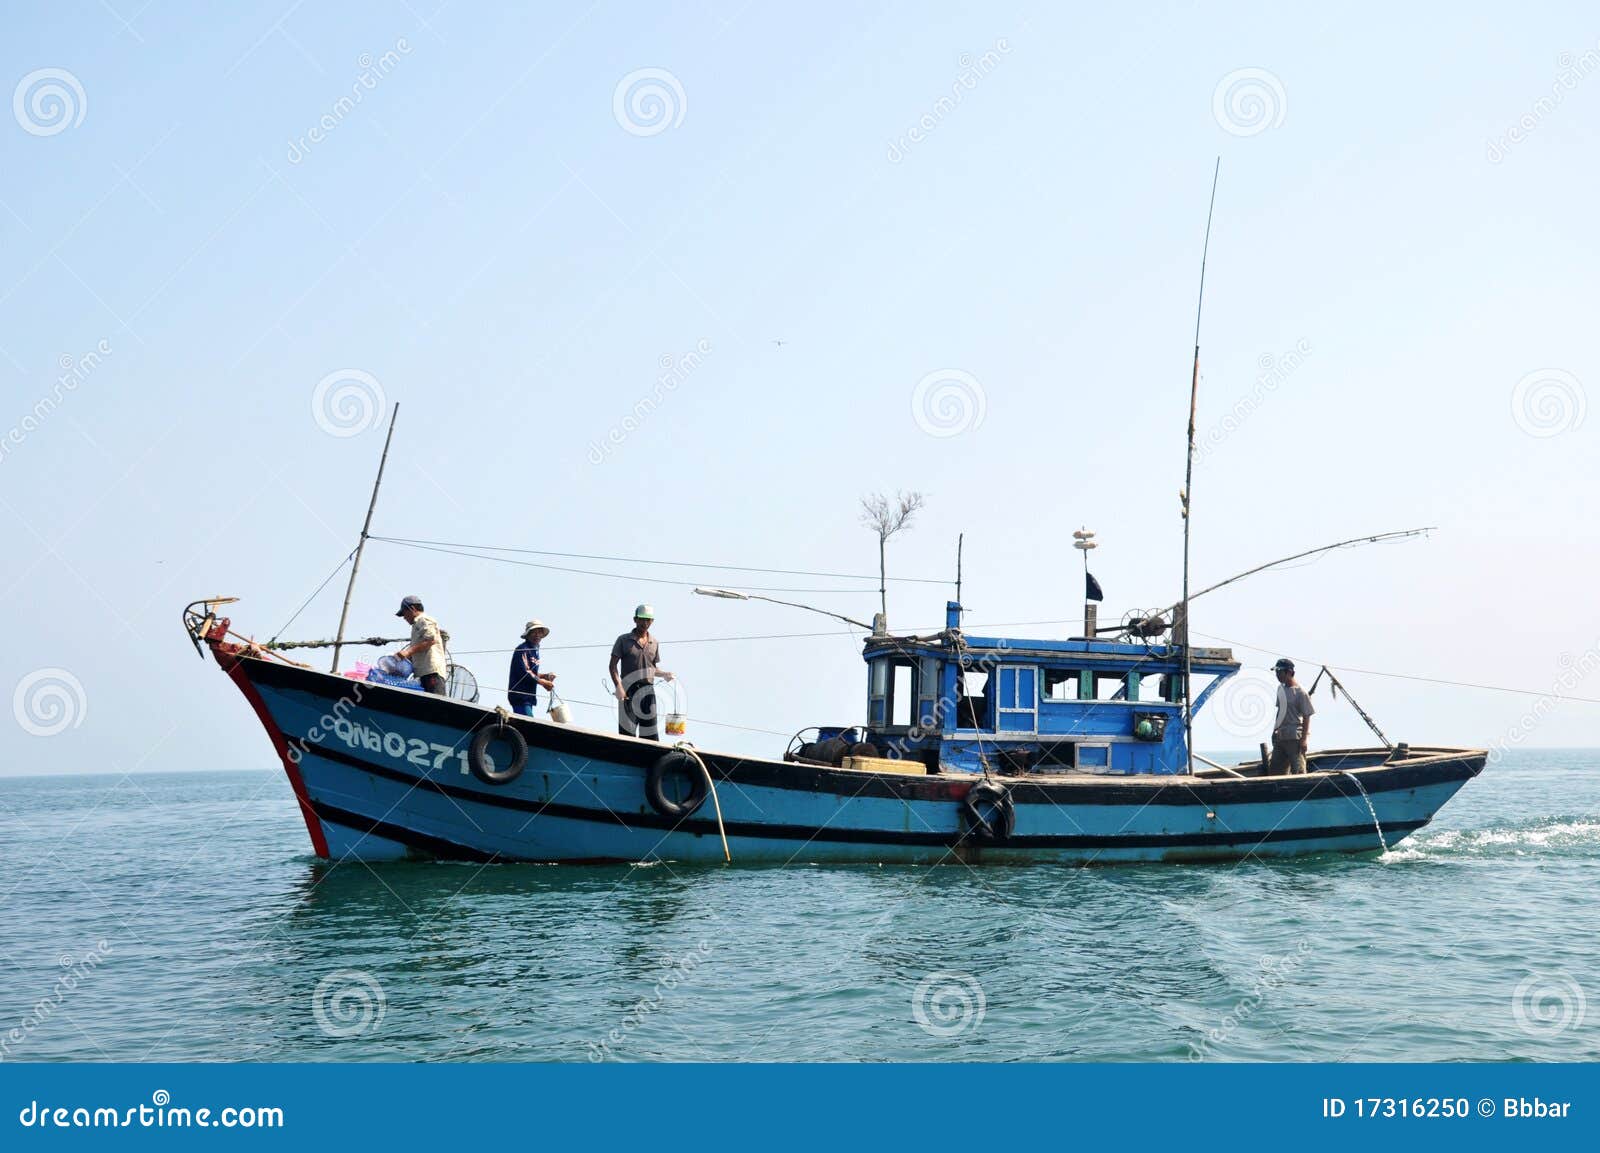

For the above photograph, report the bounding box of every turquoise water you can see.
[1,751,1596,1062]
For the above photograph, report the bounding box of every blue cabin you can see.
[805,602,1241,776]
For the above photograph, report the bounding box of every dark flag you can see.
[1085,571,1104,602]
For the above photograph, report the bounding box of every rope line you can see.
[371,534,950,584]
[373,538,883,595]
[272,549,355,643]
[1197,630,1600,706]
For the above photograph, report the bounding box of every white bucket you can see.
[547,692,571,725]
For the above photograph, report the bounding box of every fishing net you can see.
[446,663,479,703]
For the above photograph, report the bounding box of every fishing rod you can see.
[1142,527,1435,626]
[1180,158,1221,775]
[693,587,876,631]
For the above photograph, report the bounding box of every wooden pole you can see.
[1182,159,1220,776]
[331,404,399,672]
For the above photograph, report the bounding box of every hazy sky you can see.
[3,1,1598,776]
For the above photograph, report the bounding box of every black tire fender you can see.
[469,720,528,785]
[647,749,709,819]
[961,779,1015,842]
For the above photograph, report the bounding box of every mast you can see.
[1181,160,1221,775]
[330,404,399,672]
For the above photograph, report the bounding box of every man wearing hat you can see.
[608,604,674,740]
[1269,657,1315,775]
[394,595,450,695]
[508,620,556,717]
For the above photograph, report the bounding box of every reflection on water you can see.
[1,752,1597,1061]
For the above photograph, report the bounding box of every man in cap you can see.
[608,604,674,740]
[394,595,449,695]
[507,620,556,717]
[1268,657,1315,775]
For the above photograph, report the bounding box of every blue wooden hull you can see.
[222,654,1485,866]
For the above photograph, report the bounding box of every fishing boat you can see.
[182,593,1485,865]
[183,169,1483,865]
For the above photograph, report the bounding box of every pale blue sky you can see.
[3,1,1598,775]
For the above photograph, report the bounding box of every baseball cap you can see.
[633,603,655,620]
[396,595,423,617]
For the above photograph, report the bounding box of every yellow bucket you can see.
[658,679,686,736]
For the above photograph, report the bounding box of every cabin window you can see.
[1042,669,1082,702]
[917,656,941,732]
[891,663,913,727]
[956,666,991,729]
[1093,672,1133,701]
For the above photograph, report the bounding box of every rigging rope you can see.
[370,535,949,584]
[372,538,885,595]
[1196,631,1600,706]
[272,548,355,643]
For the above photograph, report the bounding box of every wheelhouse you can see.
[851,602,1240,775]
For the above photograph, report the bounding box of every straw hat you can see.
[522,619,550,639]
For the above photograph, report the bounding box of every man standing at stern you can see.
[508,619,556,716]
[609,604,674,740]
[1269,657,1315,775]
[395,595,450,696]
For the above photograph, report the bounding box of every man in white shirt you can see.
[1268,657,1315,775]
[394,595,449,695]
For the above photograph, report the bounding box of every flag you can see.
[1085,571,1104,602]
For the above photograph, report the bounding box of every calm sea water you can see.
[1,750,1596,1063]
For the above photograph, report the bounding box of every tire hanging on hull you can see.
[961,780,1015,843]
[469,720,528,785]
[647,749,709,819]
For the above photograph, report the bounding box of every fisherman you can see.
[608,604,674,740]
[1269,657,1315,775]
[507,619,556,717]
[393,595,449,695]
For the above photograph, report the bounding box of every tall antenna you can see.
[1181,159,1221,775]
[955,532,964,606]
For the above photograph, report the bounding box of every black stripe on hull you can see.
[244,657,1485,808]
[297,743,1430,853]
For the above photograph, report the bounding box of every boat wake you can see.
[1382,817,1600,862]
